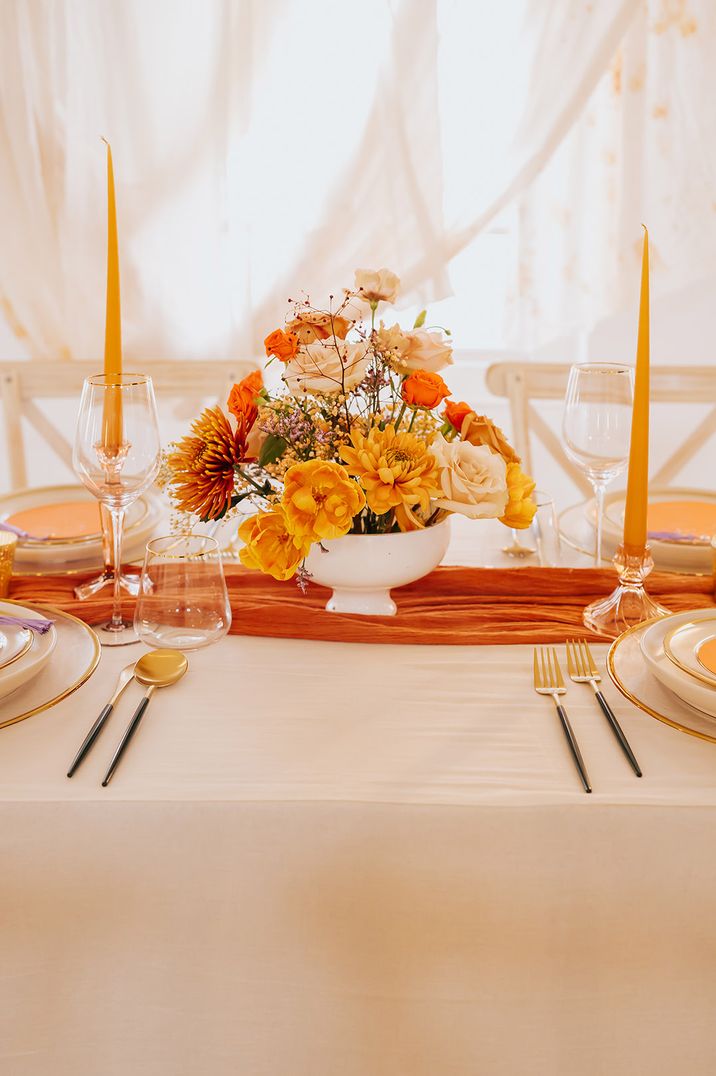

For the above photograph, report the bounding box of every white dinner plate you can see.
[0,623,33,672]
[0,601,58,701]
[1,485,163,567]
[0,601,99,730]
[561,500,711,574]
[584,486,716,573]
[639,610,716,718]
[663,615,716,689]
[608,614,716,744]
[10,489,165,574]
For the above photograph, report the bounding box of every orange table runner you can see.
[9,566,715,645]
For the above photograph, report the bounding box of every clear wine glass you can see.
[562,363,634,566]
[73,373,161,645]
[134,534,231,650]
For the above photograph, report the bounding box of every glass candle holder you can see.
[0,531,18,597]
[712,534,716,600]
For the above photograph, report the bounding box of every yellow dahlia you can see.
[282,460,365,541]
[339,424,439,515]
[239,507,311,581]
[499,462,537,530]
[168,406,247,521]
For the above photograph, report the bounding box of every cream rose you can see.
[354,267,400,304]
[283,341,370,395]
[430,434,508,519]
[394,329,453,373]
[375,322,409,357]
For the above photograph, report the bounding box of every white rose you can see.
[354,267,400,304]
[395,329,453,373]
[283,341,370,395]
[430,434,508,519]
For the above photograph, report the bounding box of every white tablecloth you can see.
[2,521,716,1074]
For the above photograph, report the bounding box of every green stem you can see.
[394,402,407,430]
[407,409,417,432]
[236,468,269,496]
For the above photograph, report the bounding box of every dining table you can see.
[2,516,716,1076]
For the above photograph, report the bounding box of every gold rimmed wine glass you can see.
[73,373,160,646]
[562,363,634,566]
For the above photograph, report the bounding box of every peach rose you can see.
[393,329,453,373]
[264,329,299,362]
[227,369,263,429]
[443,399,473,432]
[287,311,353,344]
[354,267,400,304]
[401,370,451,410]
[430,433,508,519]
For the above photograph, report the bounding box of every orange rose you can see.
[287,312,352,344]
[264,329,299,362]
[227,369,263,430]
[443,399,473,432]
[401,370,451,410]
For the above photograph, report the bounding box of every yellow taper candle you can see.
[102,140,123,451]
[623,225,650,555]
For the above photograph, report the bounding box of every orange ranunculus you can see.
[401,370,451,410]
[264,329,300,362]
[443,399,473,433]
[287,312,352,344]
[227,369,263,430]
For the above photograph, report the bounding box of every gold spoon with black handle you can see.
[101,650,188,787]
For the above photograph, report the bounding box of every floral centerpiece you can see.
[167,269,536,601]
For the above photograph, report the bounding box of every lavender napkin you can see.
[0,613,54,634]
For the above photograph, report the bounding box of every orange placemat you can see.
[8,565,715,645]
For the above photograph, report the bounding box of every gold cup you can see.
[712,534,716,600]
[0,531,18,597]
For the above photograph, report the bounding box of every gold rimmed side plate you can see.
[607,616,716,745]
[0,600,100,730]
[663,617,716,690]
[0,626,33,672]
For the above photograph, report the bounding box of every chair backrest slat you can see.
[486,361,716,490]
[0,360,253,491]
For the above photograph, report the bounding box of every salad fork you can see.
[566,639,642,777]
[533,647,592,793]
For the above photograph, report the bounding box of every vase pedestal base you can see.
[326,587,397,617]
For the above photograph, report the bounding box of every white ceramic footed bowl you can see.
[305,519,451,616]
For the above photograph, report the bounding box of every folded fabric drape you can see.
[9,566,714,645]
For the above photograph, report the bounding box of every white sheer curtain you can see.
[507,0,716,350]
[1,0,714,361]
[0,0,445,362]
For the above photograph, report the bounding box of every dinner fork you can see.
[533,647,592,793]
[566,639,642,778]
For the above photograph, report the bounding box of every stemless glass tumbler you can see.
[562,363,634,566]
[73,373,161,645]
[134,534,232,651]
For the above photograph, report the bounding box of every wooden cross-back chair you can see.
[0,360,252,491]
[485,362,716,498]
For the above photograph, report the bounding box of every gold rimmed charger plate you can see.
[0,600,100,730]
[663,616,716,690]
[607,616,716,745]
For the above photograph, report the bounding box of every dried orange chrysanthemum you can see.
[339,424,439,515]
[169,406,247,521]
